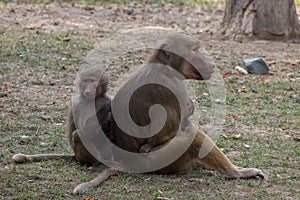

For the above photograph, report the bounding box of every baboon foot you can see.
[225,167,266,180]
[12,154,28,163]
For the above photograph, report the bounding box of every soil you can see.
[1,2,299,62]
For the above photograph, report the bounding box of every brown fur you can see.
[139,97,194,153]
[12,35,265,195]
[111,34,265,179]
[111,34,214,153]
[67,66,111,166]
[13,67,118,194]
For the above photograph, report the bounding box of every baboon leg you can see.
[71,130,100,166]
[73,168,119,195]
[195,136,265,179]
[13,153,75,164]
[158,127,265,179]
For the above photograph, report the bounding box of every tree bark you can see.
[221,0,300,41]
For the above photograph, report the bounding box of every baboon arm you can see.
[73,168,118,194]
[13,153,75,163]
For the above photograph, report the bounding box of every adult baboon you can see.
[110,34,265,179]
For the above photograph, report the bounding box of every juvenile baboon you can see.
[111,34,265,179]
[67,66,112,166]
[13,67,111,165]
[13,67,117,194]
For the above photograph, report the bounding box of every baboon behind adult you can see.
[13,67,118,194]
[67,66,112,166]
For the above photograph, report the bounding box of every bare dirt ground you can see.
[1,2,300,199]
[0,2,222,34]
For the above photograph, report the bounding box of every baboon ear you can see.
[159,43,170,56]
[100,73,109,84]
[155,49,170,65]
[156,47,170,65]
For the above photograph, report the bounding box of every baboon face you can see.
[179,46,215,80]
[78,67,108,101]
[155,35,215,80]
[80,77,99,101]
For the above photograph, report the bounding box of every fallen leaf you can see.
[263,79,271,84]
[282,126,288,131]
[223,72,231,78]
[56,34,71,42]
[293,135,300,141]
[268,60,276,64]
[237,79,245,84]
[153,197,174,200]
[237,86,247,94]
[3,85,9,91]
[18,140,26,145]
[34,89,42,93]
[188,178,203,182]
[221,133,242,139]
[234,66,248,74]
[231,133,242,139]
[231,114,238,118]
[19,135,29,139]
[41,114,51,121]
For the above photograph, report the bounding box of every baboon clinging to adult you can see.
[13,67,112,165]
[110,34,265,179]
[13,67,118,194]
[67,66,112,166]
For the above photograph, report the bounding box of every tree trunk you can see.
[221,0,300,41]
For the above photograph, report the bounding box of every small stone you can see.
[188,178,203,182]
[291,94,298,99]
[287,72,295,78]
[243,58,269,75]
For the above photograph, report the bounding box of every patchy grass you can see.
[1,1,300,200]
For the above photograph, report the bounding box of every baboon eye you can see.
[84,79,97,83]
[192,47,200,52]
